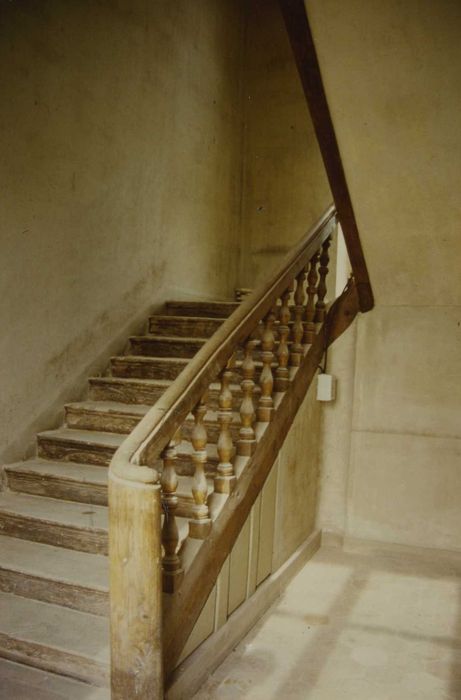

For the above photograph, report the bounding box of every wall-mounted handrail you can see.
[278,0,374,312]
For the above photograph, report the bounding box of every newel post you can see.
[109,467,164,699]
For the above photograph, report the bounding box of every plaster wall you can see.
[0,0,244,463]
[309,0,461,550]
[239,0,331,288]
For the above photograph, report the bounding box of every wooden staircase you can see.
[0,299,239,692]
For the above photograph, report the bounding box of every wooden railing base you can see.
[109,473,164,699]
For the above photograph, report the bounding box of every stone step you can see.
[89,375,172,404]
[0,535,108,616]
[90,371,254,412]
[129,335,206,358]
[165,300,239,318]
[0,492,108,554]
[0,591,109,686]
[65,401,150,435]
[148,315,223,337]
[38,428,124,467]
[5,456,211,522]
[110,355,189,381]
[0,658,110,700]
[37,425,220,477]
[65,400,242,443]
[110,355,188,381]
[5,459,108,506]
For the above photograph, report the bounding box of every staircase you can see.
[0,205,370,699]
[0,299,239,692]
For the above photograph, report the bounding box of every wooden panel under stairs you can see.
[0,296,240,692]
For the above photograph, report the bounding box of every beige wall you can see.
[239,0,331,287]
[0,0,244,463]
[309,0,461,551]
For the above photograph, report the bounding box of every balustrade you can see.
[257,308,276,422]
[275,284,293,391]
[214,360,237,494]
[161,433,183,593]
[315,236,331,324]
[237,339,257,456]
[290,269,306,366]
[304,251,319,345]
[189,395,211,539]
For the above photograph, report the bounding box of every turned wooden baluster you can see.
[275,283,293,391]
[161,432,184,593]
[237,339,257,457]
[214,359,236,494]
[303,251,319,345]
[189,394,211,539]
[315,236,331,324]
[258,307,276,422]
[290,269,306,367]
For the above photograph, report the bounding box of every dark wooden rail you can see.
[278,0,374,312]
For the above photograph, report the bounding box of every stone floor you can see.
[192,543,461,700]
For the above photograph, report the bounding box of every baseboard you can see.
[342,535,461,563]
[320,530,344,549]
[166,529,321,700]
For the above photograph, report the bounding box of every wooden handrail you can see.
[278,0,374,313]
[110,203,336,480]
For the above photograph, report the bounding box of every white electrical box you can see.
[317,373,336,402]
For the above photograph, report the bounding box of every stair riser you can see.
[6,470,107,507]
[38,437,115,468]
[0,568,108,616]
[148,317,222,337]
[89,379,165,405]
[166,301,238,318]
[0,634,109,687]
[0,513,107,555]
[111,357,187,381]
[130,337,204,358]
[66,407,140,435]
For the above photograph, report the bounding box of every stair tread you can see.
[0,591,109,665]
[66,401,151,416]
[38,428,125,449]
[130,334,207,343]
[0,658,110,700]
[149,314,225,322]
[110,355,188,367]
[6,459,108,485]
[166,299,238,308]
[91,373,175,384]
[0,534,108,591]
[0,492,108,531]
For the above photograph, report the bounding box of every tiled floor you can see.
[193,544,461,699]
